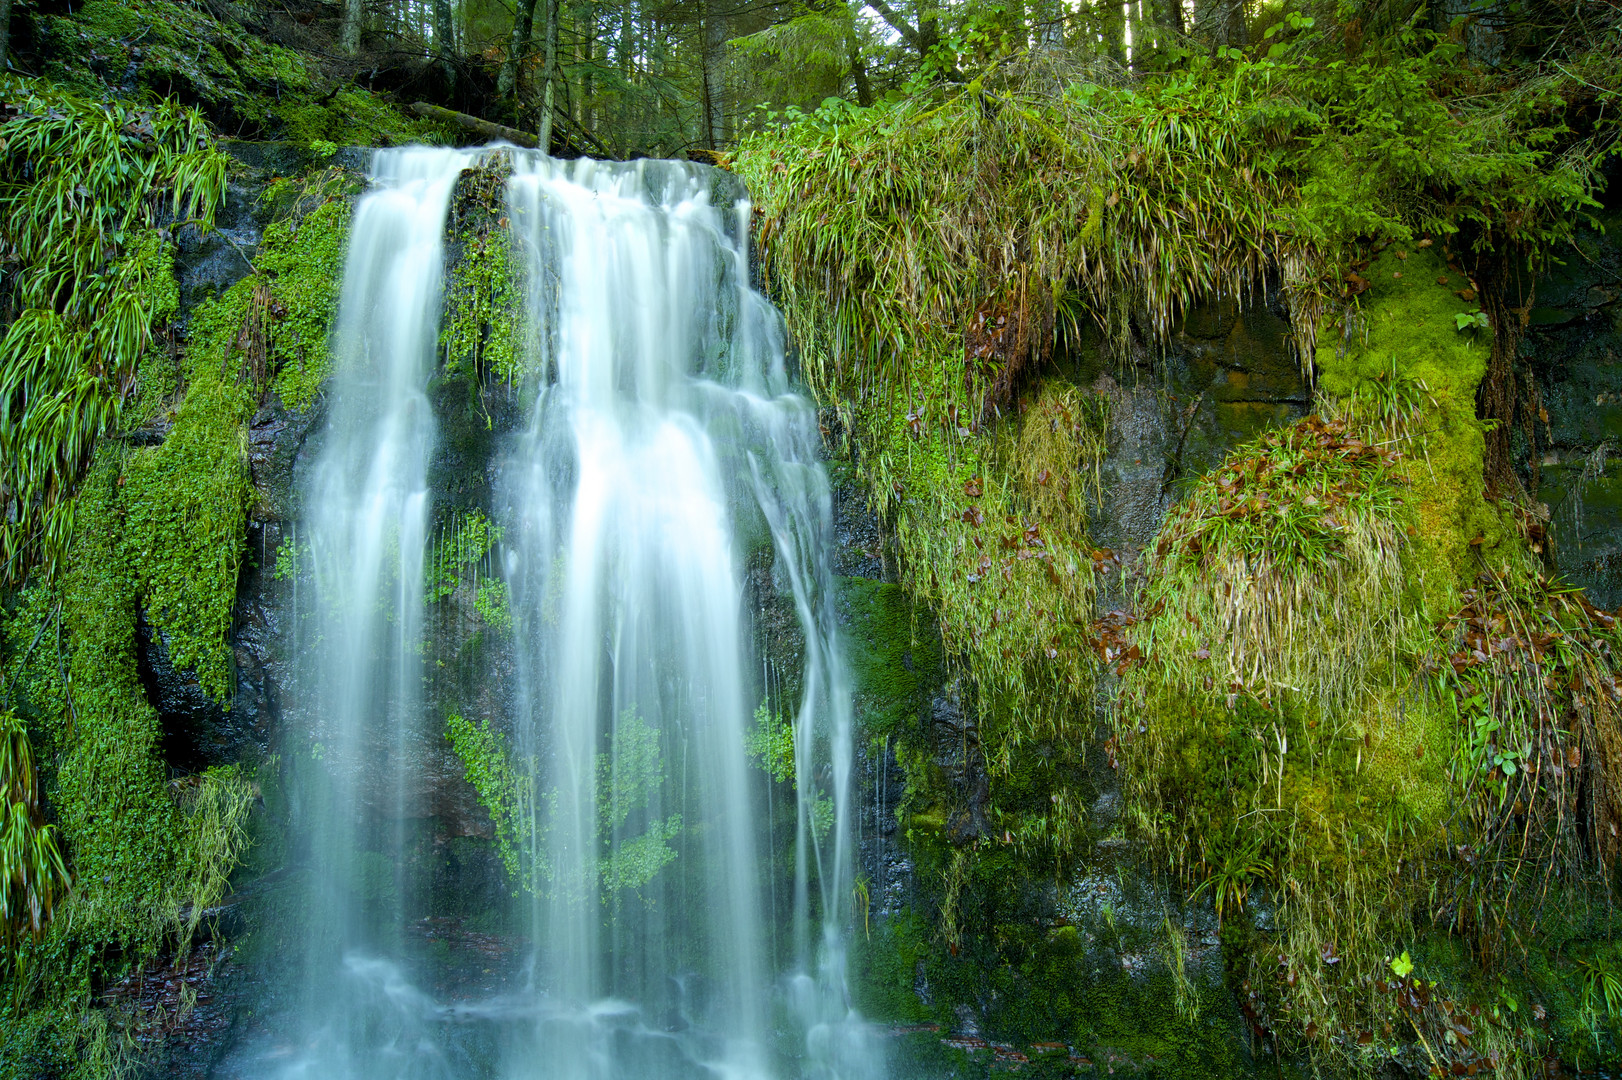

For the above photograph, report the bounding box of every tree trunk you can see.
[1101,0,1126,61]
[407,102,541,147]
[579,1,596,135]
[1157,0,1185,35]
[433,0,457,94]
[1193,0,1245,47]
[1030,0,1065,46]
[498,0,539,99]
[619,0,634,79]
[848,22,873,107]
[701,0,727,149]
[538,0,561,150]
[918,0,941,55]
[340,0,363,55]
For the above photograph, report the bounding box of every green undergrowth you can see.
[1110,263,1622,1073]
[0,77,227,586]
[117,166,355,700]
[735,22,1619,849]
[0,121,354,1072]
[840,368,1109,859]
[38,0,447,146]
[0,455,257,1076]
[741,26,1622,1068]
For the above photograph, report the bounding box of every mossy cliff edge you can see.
[0,71,366,1067]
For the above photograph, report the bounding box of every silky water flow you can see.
[262,147,879,1080]
[274,146,477,1078]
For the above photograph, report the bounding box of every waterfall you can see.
[279,145,476,1079]
[264,147,876,1080]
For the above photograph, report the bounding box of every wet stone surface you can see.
[1528,195,1622,608]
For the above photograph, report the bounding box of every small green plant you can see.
[427,510,503,602]
[1578,957,1622,1044]
[446,713,533,889]
[1454,311,1490,332]
[0,708,69,961]
[474,579,512,632]
[272,537,308,582]
[745,702,795,783]
[1163,914,1201,1021]
[596,709,682,898]
[1191,838,1273,926]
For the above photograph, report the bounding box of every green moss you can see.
[116,184,352,703]
[262,195,353,410]
[42,0,447,146]
[122,354,253,705]
[50,453,185,946]
[851,909,934,1023]
[1106,265,1622,1071]
[859,852,1252,1079]
[1314,245,1516,611]
[442,184,526,388]
[838,576,942,741]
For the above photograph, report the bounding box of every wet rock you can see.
[831,464,893,581]
[1527,193,1622,607]
[248,396,323,523]
[1084,286,1309,561]
[138,612,250,771]
[227,519,283,756]
[173,173,264,316]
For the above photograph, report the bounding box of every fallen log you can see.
[407,103,539,149]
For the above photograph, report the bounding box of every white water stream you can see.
[261,148,877,1080]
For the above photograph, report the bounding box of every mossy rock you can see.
[1315,244,1508,611]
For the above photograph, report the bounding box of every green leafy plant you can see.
[446,713,535,889]
[1191,837,1273,926]
[0,77,228,586]
[0,708,69,962]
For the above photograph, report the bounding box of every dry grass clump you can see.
[1114,403,1622,1072]
[1129,414,1419,721]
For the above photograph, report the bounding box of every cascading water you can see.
[497,153,876,1079]
[255,147,876,1080]
[278,145,475,1078]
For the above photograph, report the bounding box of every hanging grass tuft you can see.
[0,708,68,962]
[0,77,228,587]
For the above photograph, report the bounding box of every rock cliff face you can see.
[831,292,1307,1075]
[1529,199,1622,608]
